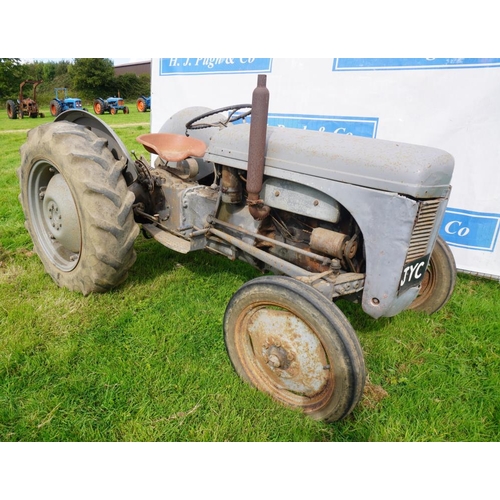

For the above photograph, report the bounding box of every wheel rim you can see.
[411,259,437,308]
[28,160,82,271]
[234,302,334,409]
[138,101,145,112]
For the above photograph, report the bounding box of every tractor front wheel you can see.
[18,121,139,295]
[408,236,456,314]
[224,275,366,422]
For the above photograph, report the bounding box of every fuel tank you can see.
[202,123,454,199]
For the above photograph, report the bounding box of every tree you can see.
[115,73,151,99]
[0,58,24,100]
[42,61,57,82]
[71,58,116,100]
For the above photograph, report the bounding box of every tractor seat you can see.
[136,133,206,162]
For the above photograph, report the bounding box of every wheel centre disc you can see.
[247,308,330,396]
[43,173,81,253]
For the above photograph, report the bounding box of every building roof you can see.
[114,60,151,76]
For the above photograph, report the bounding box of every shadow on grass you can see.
[125,232,394,337]
[127,233,264,288]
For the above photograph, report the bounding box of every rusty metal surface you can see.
[244,307,330,397]
[246,74,271,220]
[208,216,331,266]
[207,226,315,278]
[310,227,348,260]
[221,166,242,204]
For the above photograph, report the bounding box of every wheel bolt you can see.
[268,354,281,368]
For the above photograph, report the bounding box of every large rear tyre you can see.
[93,99,105,115]
[408,236,456,314]
[137,97,147,112]
[50,99,62,117]
[18,121,140,295]
[6,100,18,119]
[224,276,366,422]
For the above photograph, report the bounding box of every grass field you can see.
[1,104,499,442]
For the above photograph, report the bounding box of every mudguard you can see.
[54,109,138,185]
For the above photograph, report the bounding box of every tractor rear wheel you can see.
[18,121,140,295]
[137,98,147,112]
[224,275,366,422]
[6,100,18,119]
[50,99,62,117]
[93,99,105,115]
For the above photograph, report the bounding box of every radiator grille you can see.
[405,199,442,263]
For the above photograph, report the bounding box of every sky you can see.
[19,58,150,65]
[112,58,150,66]
[1,2,494,60]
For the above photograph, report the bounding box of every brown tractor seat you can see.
[136,133,207,162]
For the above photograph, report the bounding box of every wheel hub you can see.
[264,345,291,369]
[43,173,81,253]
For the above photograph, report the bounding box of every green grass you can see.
[1,108,499,442]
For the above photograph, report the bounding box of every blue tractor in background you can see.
[136,95,151,112]
[50,88,86,117]
[93,96,130,115]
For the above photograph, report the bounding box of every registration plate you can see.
[398,254,430,294]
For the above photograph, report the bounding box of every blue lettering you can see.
[160,58,272,76]
[440,209,500,252]
[445,220,470,237]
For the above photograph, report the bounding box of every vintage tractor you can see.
[17,75,456,422]
[93,96,129,115]
[137,95,151,112]
[50,88,86,117]
[6,80,45,119]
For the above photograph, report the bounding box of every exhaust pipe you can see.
[247,74,270,220]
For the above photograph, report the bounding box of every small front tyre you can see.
[18,121,140,295]
[224,276,366,422]
[408,236,456,314]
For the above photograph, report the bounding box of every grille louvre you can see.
[405,199,442,263]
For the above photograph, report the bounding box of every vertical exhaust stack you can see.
[247,74,271,220]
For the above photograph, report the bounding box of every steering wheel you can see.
[185,104,252,131]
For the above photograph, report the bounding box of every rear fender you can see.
[54,109,138,185]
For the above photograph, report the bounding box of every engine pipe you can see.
[246,74,271,220]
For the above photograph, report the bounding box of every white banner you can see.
[150,58,500,280]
